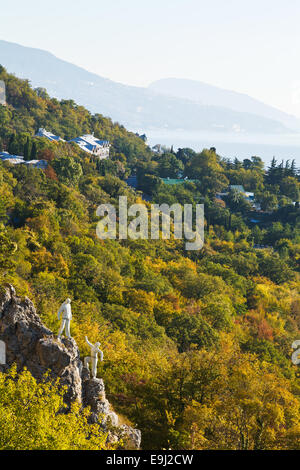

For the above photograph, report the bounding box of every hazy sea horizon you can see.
[138,129,300,168]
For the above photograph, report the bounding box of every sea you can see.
[139,129,300,168]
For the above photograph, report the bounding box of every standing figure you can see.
[0,340,6,365]
[292,340,300,365]
[84,336,103,379]
[57,298,72,339]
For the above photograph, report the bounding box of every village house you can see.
[0,151,24,164]
[24,160,48,169]
[68,134,110,159]
[0,152,47,169]
[35,128,65,142]
[217,184,261,210]
[35,128,110,159]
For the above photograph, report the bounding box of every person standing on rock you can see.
[57,298,72,339]
[84,336,103,379]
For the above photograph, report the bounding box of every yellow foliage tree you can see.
[0,366,114,450]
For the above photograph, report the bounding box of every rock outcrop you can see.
[0,285,141,449]
[81,374,141,448]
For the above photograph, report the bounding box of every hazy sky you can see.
[1,0,300,116]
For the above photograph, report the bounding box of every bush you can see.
[0,366,112,450]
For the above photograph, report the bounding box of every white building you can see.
[0,152,24,164]
[68,134,110,159]
[35,128,65,142]
[24,160,48,169]
[0,152,47,169]
[35,129,110,159]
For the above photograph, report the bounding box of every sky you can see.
[1,0,300,116]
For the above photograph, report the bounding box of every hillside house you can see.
[68,134,110,159]
[217,185,260,210]
[0,152,47,169]
[135,133,147,143]
[24,160,48,169]
[35,128,65,142]
[229,185,256,206]
[0,152,24,164]
[126,175,138,189]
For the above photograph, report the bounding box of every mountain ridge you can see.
[0,39,296,134]
[149,77,300,131]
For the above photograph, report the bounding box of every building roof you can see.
[24,160,48,168]
[35,130,109,156]
[126,176,138,188]
[1,158,24,165]
[69,135,109,146]
[0,152,47,168]
[161,178,198,185]
[0,151,24,161]
[68,134,110,155]
[35,128,64,142]
[229,185,245,193]
[24,160,39,165]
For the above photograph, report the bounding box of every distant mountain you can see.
[0,40,295,134]
[149,78,300,132]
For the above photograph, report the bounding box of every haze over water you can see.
[142,130,300,167]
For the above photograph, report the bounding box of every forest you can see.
[0,66,300,450]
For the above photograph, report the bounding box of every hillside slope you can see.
[0,285,141,449]
[0,70,300,450]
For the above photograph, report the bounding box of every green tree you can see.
[256,191,278,212]
[0,229,17,276]
[185,149,229,195]
[23,136,31,161]
[31,141,37,159]
[0,366,111,450]
[280,177,300,202]
[53,156,83,186]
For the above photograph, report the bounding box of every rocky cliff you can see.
[0,285,141,449]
